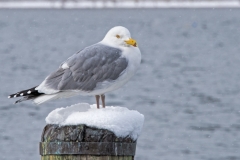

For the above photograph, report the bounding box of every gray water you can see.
[1,9,240,160]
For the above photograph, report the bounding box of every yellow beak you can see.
[125,38,137,47]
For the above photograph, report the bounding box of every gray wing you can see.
[45,43,128,91]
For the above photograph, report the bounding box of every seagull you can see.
[8,26,141,109]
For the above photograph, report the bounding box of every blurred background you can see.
[1,1,240,160]
[0,0,240,8]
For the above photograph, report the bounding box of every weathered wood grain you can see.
[41,155,132,160]
[40,124,136,160]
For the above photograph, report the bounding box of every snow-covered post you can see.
[39,103,144,160]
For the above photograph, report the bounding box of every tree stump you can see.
[40,124,137,160]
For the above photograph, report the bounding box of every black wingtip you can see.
[8,95,17,99]
[8,86,43,104]
[8,86,41,99]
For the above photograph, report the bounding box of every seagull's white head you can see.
[102,26,138,48]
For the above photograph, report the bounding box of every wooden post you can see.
[39,124,137,160]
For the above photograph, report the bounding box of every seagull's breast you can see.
[122,46,141,77]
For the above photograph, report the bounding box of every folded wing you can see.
[38,43,128,93]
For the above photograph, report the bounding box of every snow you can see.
[46,103,144,140]
[0,1,240,9]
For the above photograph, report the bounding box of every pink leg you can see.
[101,94,105,108]
[95,95,100,109]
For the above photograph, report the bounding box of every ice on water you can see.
[46,103,144,140]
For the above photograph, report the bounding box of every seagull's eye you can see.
[116,35,121,39]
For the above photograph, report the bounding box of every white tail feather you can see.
[33,94,58,105]
[33,92,79,105]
